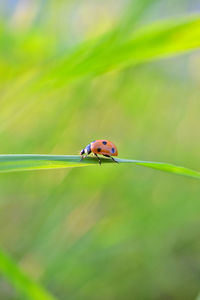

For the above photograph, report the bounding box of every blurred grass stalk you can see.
[37,15,200,89]
[0,249,57,300]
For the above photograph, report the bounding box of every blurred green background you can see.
[0,0,200,299]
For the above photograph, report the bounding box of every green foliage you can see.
[0,1,200,300]
[44,15,200,84]
[0,249,56,300]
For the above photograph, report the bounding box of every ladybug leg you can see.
[94,153,101,165]
[81,155,90,162]
[80,154,88,161]
[110,156,118,163]
[103,155,118,163]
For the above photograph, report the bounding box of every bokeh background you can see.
[0,0,200,299]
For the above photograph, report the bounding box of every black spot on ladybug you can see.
[97,148,101,152]
[112,148,115,153]
[102,141,107,145]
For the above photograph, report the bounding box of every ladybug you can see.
[80,140,118,165]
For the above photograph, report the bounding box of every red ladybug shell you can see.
[91,140,118,156]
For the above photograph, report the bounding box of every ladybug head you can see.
[80,144,91,156]
[80,148,85,155]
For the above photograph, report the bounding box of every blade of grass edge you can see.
[0,248,57,300]
[0,155,199,179]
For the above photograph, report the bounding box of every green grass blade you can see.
[0,248,57,300]
[45,15,200,83]
[116,15,200,68]
[117,159,200,179]
[0,155,199,179]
